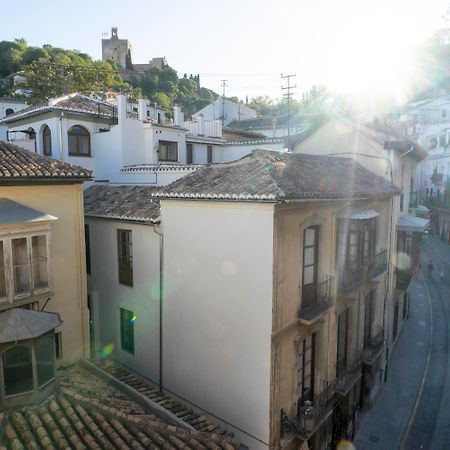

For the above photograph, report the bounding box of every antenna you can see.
[221,79,228,126]
[281,73,297,150]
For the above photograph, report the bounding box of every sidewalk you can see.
[353,275,430,450]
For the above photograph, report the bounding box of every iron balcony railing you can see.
[363,327,385,364]
[337,266,365,294]
[296,382,336,438]
[299,276,334,323]
[368,249,388,278]
[335,355,363,395]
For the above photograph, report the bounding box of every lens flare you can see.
[336,439,355,450]
[100,343,114,358]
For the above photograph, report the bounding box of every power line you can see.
[281,73,297,150]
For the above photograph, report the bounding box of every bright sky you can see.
[1,0,449,103]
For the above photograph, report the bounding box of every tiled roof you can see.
[222,127,267,141]
[228,114,325,130]
[94,360,234,437]
[0,141,92,182]
[0,93,116,124]
[84,185,161,223]
[153,149,400,202]
[121,164,200,173]
[0,364,239,449]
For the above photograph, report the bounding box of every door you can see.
[337,309,349,377]
[363,291,374,348]
[302,226,319,307]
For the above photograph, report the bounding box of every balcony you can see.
[299,276,334,325]
[335,355,363,396]
[396,268,413,291]
[368,249,388,278]
[295,382,337,439]
[337,266,365,295]
[363,327,385,364]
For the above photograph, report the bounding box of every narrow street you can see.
[355,235,450,450]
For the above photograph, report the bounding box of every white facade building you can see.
[193,98,257,126]
[0,97,28,142]
[1,93,282,187]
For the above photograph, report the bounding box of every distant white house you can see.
[0,96,28,142]
[1,93,282,186]
[193,97,257,126]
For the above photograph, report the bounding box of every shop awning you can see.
[397,214,429,232]
[0,198,58,226]
[0,309,63,344]
[337,208,380,220]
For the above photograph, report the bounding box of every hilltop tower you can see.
[101,27,133,69]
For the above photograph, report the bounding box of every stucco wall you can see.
[161,200,274,449]
[86,220,161,383]
[0,183,89,365]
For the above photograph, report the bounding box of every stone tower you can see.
[101,27,133,68]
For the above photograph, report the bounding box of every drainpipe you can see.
[59,112,64,160]
[152,224,164,392]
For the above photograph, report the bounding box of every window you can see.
[393,301,399,341]
[0,241,5,298]
[186,143,193,164]
[55,332,62,360]
[336,218,376,269]
[302,226,319,307]
[207,145,213,164]
[158,141,178,162]
[0,232,50,302]
[439,134,447,147]
[42,125,52,156]
[68,125,91,156]
[363,291,374,348]
[117,230,133,286]
[5,108,14,116]
[442,109,447,119]
[3,346,33,396]
[85,224,91,275]
[428,136,438,149]
[120,308,135,354]
[12,238,30,294]
[32,235,48,290]
[297,333,316,403]
[336,308,349,377]
[35,333,55,388]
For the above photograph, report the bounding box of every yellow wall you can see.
[0,183,89,365]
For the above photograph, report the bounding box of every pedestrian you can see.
[439,266,444,281]
[428,259,434,277]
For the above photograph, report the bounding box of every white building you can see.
[392,93,450,197]
[0,96,28,142]
[193,98,257,126]
[1,93,282,186]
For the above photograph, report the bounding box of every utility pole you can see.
[281,73,297,150]
[221,79,228,126]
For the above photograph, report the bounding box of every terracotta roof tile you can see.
[153,149,400,202]
[0,142,92,183]
[84,184,161,223]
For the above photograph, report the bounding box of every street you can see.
[355,235,450,450]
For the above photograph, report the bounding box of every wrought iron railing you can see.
[295,382,336,438]
[363,327,385,363]
[337,266,365,294]
[299,276,334,322]
[335,355,363,395]
[368,249,388,278]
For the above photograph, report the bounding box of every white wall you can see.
[86,219,161,382]
[161,200,274,449]
[193,99,257,126]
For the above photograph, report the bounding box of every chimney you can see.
[173,106,184,127]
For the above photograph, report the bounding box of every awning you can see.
[397,214,429,232]
[0,309,63,344]
[337,208,379,220]
[0,198,58,226]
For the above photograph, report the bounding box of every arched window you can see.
[42,125,52,157]
[68,125,91,156]
[27,127,36,141]
[5,108,14,117]
[3,346,33,396]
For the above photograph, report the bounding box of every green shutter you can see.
[120,308,135,354]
